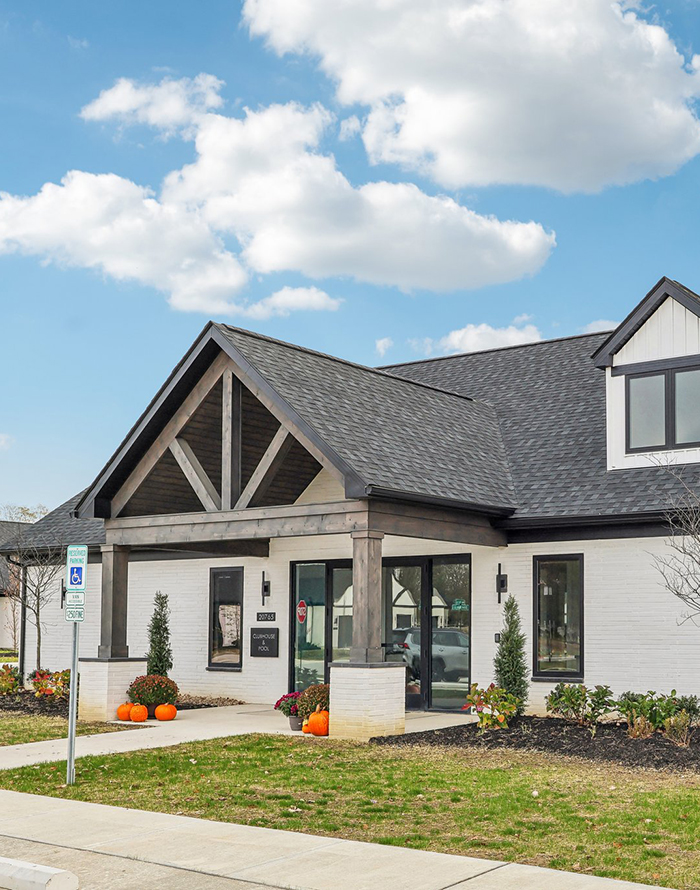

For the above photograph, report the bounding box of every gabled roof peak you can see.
[591,276,700,368]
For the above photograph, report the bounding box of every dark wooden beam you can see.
[221,369,242,511]
[235,426,293,510]
[169,437,221,511]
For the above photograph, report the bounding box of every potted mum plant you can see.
[274,691,303,730]
[127,674,179,718]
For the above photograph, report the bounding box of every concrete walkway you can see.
[0,705,474,770]
[0,791,665,890]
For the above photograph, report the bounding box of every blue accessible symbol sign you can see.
[70,567,83,587]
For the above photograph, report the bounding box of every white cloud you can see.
[513,312,533,325]
[0,171,247,314]
[413,321,543,356]
[0,434,12,451]
[0,75,556,318]
[244,286,341,320]
[375,336,393,357]
[582,319,618,333]
[244,0,700,193]
[339,115,361,141]
[81,73,224,134]
[67,36,89,50]
[160,99,554,291]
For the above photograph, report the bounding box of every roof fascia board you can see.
[209,325,367,496]
[364,485,515,517]
[592,278,700,368]
[76,322,218,518]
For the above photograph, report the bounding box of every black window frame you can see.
[625,364,700,454]
[208,566,244,672]
[532,554,584,681]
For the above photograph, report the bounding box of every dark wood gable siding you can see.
[117,366,329,517]
[256,438,321,507]
[180,378,223,495]
[240,385,280,489]
[120,449,204,516]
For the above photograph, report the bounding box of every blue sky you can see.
[2,0,700,509]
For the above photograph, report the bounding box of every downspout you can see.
[18,565,27,684]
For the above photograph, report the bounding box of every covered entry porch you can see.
[84,499,505,740]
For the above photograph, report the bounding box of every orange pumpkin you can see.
[130,703,148,723]
[301,719,311,733]
[116,702,133,721]
[155,703,177,721]
[308,705,329,737]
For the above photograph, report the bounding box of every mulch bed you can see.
[175,694,246,711]
[0,693,68,718]
[372,716,700,772]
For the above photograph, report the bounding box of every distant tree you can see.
[147,591,173,677]
[1,504,61,673]
[494,594,529,715]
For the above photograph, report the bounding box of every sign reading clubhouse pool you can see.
[251,627,279,658]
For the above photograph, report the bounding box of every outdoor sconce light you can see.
[261,570,271,605]
[496,563,508,604]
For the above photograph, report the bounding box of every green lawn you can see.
[0,735,698,887]
[0,714,133,746]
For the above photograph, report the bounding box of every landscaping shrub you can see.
[664,711,691,747]
[28,669,71,700]
[297,683,329,719]
[463,682,519,731]
[493,595,528,715]
[627,714,654,739]
[617,690,682,732]
[0,664,20,695]
[147,591,173,677]
[546,683,614,736]
[676,695,700,724]
[127,674,179,707]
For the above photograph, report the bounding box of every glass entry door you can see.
[292,555,471,709]
[430,558,472,709]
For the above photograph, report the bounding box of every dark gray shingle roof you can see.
[385,332,700,521]
[217,325,516,512]
[0,494,105,554]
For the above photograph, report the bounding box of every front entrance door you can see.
[291,555,471,709]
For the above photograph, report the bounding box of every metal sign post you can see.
[65,544,88,786]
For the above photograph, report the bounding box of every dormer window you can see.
[626,365,700,453]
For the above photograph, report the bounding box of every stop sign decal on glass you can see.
[296,600,307,624]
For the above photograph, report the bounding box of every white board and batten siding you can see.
[608,297,700,469]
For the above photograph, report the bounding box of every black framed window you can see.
[209,567,243,670]
[626,365,700,453]
[533,555,583,679]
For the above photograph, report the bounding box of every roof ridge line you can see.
[216,323,478,404]
[379,329,613,369]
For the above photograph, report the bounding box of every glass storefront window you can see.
[535,556,583,677]
[331,567,353,664]
[293,563,326,690]
[209,568,243,668]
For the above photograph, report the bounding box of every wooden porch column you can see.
[98,544,130,659]
[350,530,384,663]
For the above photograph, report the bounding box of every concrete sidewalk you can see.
[0,791,667,890]
[0,705,474,770]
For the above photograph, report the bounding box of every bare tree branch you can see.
[0,504,63,673]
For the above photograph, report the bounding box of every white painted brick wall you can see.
[21,531,700,715]
[330,664,406,740]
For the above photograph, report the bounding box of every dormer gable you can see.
[594,277,700,470]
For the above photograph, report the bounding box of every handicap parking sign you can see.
[65,544,88,592]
